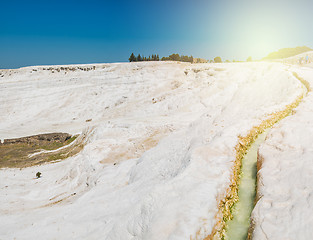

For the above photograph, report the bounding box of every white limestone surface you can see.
[0,62,304,239]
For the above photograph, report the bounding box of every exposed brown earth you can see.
[0,133,83,168]
[1,133,71,146]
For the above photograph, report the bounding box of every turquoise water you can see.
[225,131,268,240]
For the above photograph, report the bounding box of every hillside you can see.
[262,46,312,60]
[0,62,310,239]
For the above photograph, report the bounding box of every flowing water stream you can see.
[225,130,268,240]
[223,70,309,240]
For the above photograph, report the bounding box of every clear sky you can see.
[1,0,313,68]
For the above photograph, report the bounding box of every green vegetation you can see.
[293,72,311,92]
[161,53,193,63]
[66,135,78,144]
[263,46,312,60]
[38,135,77,151]
[129,52,225,64]
[130,47,313,64]
[129,53,136,62]
[214,56,222,63]
[129,52,194,63]
[129,53,160,62]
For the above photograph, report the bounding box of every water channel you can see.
[225,130,268,240]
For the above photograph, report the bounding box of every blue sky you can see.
[1,0,313,68]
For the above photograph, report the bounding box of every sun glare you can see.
[245,24,283,58]
[223,5,295,60]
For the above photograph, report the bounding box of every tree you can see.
[161,56,171,61]
[169,53,180,61]
[214,56,222,63]
[156,54,159,61]
[247,56,252,62]
[129,53,136,62]
[181,55,189,62]
[137,54,142,61]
